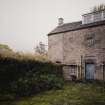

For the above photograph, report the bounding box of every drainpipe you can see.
[81,55,83,80]
[102,64,105,81]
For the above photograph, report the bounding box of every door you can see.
[85,63,94,80]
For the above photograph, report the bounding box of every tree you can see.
[34,42,47,55]
[92,4,105,12]
[0,44,14,56]
[0,44,13,53]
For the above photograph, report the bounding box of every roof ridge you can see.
[61,21,82,26]
[48,20,105,36]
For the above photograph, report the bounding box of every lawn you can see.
[1,81,105,105]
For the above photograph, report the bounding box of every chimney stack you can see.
[58,18,64,26]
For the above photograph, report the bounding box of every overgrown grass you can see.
[1,82,105,105]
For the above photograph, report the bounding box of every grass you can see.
[0,81,105,105]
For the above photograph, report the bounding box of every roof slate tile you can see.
[48,20,105,36]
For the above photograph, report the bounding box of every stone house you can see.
[48,10,105,81]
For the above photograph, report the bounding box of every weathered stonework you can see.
[48,12,105,81]
[48,33,64,63]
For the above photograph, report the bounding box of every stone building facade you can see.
[48,10,105,81]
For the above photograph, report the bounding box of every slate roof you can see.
[48,20,105,36]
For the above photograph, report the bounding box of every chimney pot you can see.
[58,18,64,26]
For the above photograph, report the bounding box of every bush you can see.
[0,56,64,99]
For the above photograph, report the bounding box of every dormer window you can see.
[93,12,102,22]
[103,11,105,19]
[82,10,105,24]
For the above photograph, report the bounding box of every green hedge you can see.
[0,56,64,98]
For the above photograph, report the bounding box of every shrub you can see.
[0,56,64,99]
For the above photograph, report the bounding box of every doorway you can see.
[85,63,95,80]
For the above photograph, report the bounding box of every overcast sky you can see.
[0,0,105,53]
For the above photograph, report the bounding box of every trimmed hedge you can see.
[0,56,63,98]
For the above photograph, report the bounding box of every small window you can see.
[86,36,93,40]
[93,12,102,22]
[69,65,77,74]
[103,11,105,19]
[84,34,95,47]
[83,14,92,24]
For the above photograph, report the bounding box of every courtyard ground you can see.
[0,81,105,105]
